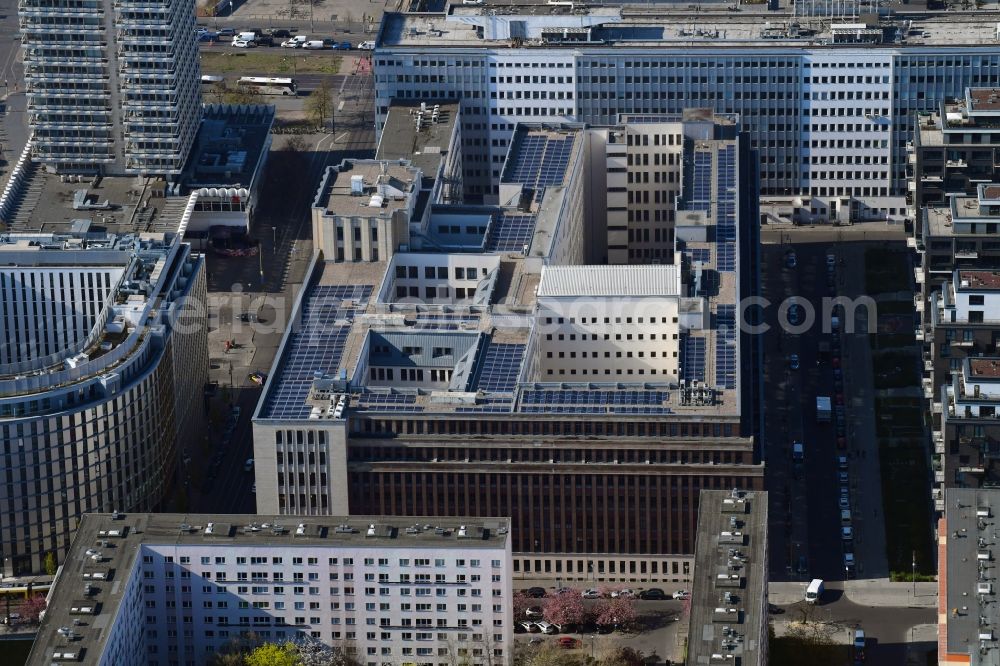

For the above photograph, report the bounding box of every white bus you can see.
[236,76,298,96]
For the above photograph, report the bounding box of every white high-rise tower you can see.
[19,0,202,175]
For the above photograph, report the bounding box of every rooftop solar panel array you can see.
[520,405,673,415]
[715,304,737,390]
[474,342,526,394]
[690,248,711,264]
[262,285,372,419]
[353,392,424,413]
[682,336,707,382]
[504,134,576,192]
[485,213,536,253]
[689,151,713,212]
[716,145,737,272]
[519,389,670,414]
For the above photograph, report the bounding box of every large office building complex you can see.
[27,513,513,666]
[373,3,1000,221]
[253,112,763,584]
[19,0,202,175]
[0,179,207,575]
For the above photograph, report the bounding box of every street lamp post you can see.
[589,635,596,660]
[272,226,277,254]
[912,550,917,597]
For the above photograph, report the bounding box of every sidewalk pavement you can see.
[761,223,906,245]
[768,580,937,607]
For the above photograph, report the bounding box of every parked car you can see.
[853,628,866,651]
[789,354,800,370]
[270,28,291,38]
[827,253,837,270]
[251,483,256,494]
[558,637,578,649]
[839,471,849,484]
[838,455,848,469]
[535,621,556,635]
[784,251,797,269]
[244,458,254,472]
[610,588,634,598]
[639,588,667,600]
[358,40,375,50]
[671,590,691,600]
[839,495,850,510]
[218,28,236,37]
[231,39,255,48]
[520,621,538,633]
[524,587,546,598]
[581,588,602,599]
[525,606,543,618]
[338,41,352,49]
[842,526,854,541]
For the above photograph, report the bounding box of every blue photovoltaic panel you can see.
[717,242,736,271]
[715,304,737,390]
[715,145,737,272]
[474,342,526,394]
[519,390,670,414]
[682,336,706,382]
[262,285,372,419]
[689,151,713,212]
[485,213,536,253]
[690,248,711,264]
[504,134,575,193]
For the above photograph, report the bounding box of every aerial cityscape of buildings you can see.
[4,0,1000,663]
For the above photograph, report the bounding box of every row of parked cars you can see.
[521,586,688,601]
[197,26,375,50]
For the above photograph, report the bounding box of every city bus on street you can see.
[236,76,298,96]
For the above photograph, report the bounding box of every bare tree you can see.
[306,79,334,131]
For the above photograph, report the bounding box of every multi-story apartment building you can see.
[373,3,1000,217]
[27,513,513,666]
[0,176,207,575]
[908,88,1000,233]
[19,0,202,175]
[253,116,763,584]
[938,358,1000,502]
[937,488,1000,666]
[686,489,769,666]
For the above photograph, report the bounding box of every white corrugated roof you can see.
[537,265,682,298]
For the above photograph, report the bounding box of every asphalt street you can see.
[0,14,28,187]
[763,238,889,583]
[188,71,376,515]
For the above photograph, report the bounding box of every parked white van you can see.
[805,578,824,604]
[358,40,376,50]
[303,40,326,49]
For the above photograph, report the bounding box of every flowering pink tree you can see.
[513,591,533,619]
[593,596,638,631]
[542,589,586,627]
[21,595,47,623]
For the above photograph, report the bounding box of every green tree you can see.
[245,642,300,666]
[306,80,334,131]
[43,552,57,576]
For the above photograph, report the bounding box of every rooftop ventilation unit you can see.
[366,524,377,537]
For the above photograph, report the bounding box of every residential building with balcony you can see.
[908,88,1000,238]
[937,358,1000,507]
[19,0,202,176]
[26,513,512,666]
